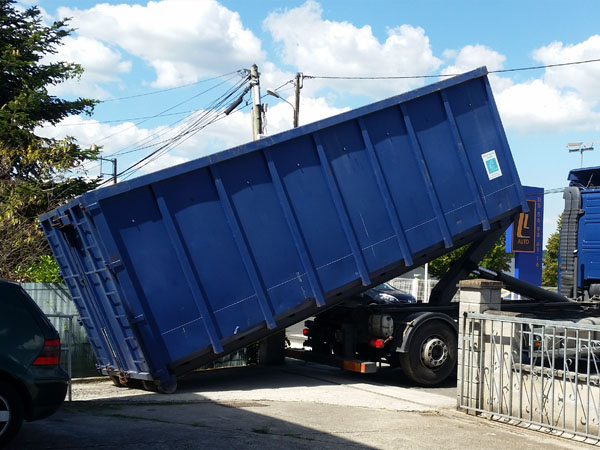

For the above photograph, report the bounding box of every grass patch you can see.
[251,425,271,435]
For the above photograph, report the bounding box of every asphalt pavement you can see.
[7,359,590,450]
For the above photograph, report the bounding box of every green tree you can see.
[542,216,561,287]
[0,0,99,281]
[428,234,512,279]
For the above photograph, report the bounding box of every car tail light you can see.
[33,338,61,366]
[303,328,309,336]
[369,338,385,349]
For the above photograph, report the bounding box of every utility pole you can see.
[99,157,117,184]
[293,72,303,128]
[112,158,117,184]
[250,64,263,140]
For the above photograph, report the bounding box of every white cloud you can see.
[36,109,254,178]
[58,0,265,88]
[442,44,506,75]
[442,44,513,93]
[441,41,600,133]
[263,1,441,98]
[533,35,600,102]
[36,90,351,179]
[44,36,131,99]
[264,94,349,135]
[57,37,131,83]
[496,79,600,132]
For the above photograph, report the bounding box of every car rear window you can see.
[0,282,54,336]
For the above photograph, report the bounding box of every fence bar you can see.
[499,319,505,415]
[478,317,485,412]
[528,323,534,422]
[587,330,592,436]
[46,313,75,402]
[562,326,568,431]
[540,325,545,425]
[469,317,475,410]
[460,313,467,408]
[67,316,72,402]
[519,323,524,419]
[508,321,514,418]
[575,329,580,432]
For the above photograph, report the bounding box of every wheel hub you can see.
[421,337,448,369]
[0,395,9,435]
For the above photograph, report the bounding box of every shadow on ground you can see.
[8,359,456,450]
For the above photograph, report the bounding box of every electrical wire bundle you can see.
[77,69,253,186]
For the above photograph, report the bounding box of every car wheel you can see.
[399,321,457,386]
[0,380,24,447]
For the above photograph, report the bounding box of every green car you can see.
[0,280,69,446]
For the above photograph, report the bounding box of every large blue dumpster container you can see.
[40,67,526,389]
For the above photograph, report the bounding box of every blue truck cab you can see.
[559,166,600,299]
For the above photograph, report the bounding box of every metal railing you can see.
[46,314,74,402]
[459,312,600,443]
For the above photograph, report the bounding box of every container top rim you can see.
[40,66,490,221]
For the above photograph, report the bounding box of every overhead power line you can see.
[304,57,600,80]
[54,110,196,126]
[82,71,244,153]
[96,76,252,186]
[99,70,247,103]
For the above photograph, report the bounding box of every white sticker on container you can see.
[481,150,502,180]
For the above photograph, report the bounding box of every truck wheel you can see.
[0,380,24,447]
[399,321,457,386]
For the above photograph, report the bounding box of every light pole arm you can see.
[266,89,296,128]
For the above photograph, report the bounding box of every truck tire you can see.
[0,380,24,447]
[399,321,457,386]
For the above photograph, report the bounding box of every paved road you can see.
[7,360,583,450]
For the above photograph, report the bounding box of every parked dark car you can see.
[361,283,417,305]
[0,280,69,446]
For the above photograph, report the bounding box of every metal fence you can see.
[21,283,98,378]
[459,312,600,443]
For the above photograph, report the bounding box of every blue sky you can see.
[25,0,600,246]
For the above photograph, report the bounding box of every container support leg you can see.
[428,222,509,305]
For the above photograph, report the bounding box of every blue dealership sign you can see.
[506,186,544,286]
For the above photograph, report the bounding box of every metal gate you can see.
[459,312,600,443]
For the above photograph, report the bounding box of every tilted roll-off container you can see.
[40,67,526,392]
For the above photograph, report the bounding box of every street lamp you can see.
[567,141,594,168]
[266,89,297,128]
